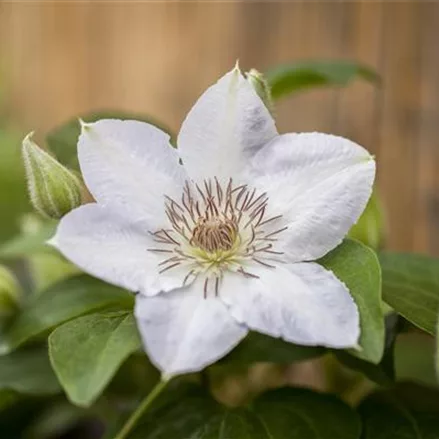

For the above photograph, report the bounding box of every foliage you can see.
[129,385,361,439]
[266,60,379,100]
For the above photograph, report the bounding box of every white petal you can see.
[50,203,189,296]
[221,262,359,348]
[135,280,247,377]
[177,67,277,183]
[78,119,186,229]
[248,133,375,262]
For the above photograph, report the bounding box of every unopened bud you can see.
[348,189,385,250]
[22,133,83,219]
[246,69,274,115]
[0,266,21,317]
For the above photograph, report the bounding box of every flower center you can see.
[148,178,287,291]
[190,216,237,253]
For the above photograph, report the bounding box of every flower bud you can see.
[348,189,385,250]
[22,133,83,219]
[246,69,274,115]
[0,265,21,317]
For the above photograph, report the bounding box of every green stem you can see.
[114,379,169,439]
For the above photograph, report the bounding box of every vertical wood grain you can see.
[414,3,439,255]
[378,1,422,251]
[335,1,384,155]
[0,1,437,253]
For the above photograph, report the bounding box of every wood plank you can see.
[378,1,422,251]
[414,3,439,255]
[273,1,346,134]
[0,2,434,253]
[335,1,384,156]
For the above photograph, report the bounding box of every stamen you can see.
[183,270,195,286]
[263,249,285,255]
[252,257,276,268]
[215,276,219,296]
[158,256,182,266]
[159,262,181,273]
[160,230,180,245]
[151,178,288,294]
[237,267,260,279]
[147,249,173,253]
[246,192,266,211]
[204,277,209,299]
[264,226,288,239]
[258,214,283,227]
[215,177,223,205]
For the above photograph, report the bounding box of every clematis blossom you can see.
[49,66,375,378]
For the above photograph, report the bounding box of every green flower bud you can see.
[0,265,21,317]
[246,69,274,115]
[348,189,385,250]
[22,133,83,219]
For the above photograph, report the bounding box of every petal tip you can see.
[22,131,35,145]
[46,235,59,249]
[351,343,362,352]
[79,118,93,133]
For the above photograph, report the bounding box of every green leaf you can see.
[394,332,437,388]
[0,129,31,244]
[224,332,324,364]
[380,252,439,334]
[0,275,133,355]
[320,239,384,363]
[28,251,80,294]
[46,111,173,170]
[348,189,385,250]
[266,60,379,100]
[436,316,439,383]
[359,384,439,438]
[0,220,57,259]
[0,391,19,412]
[49,310,141,407]
[0,347,60,395]
[130,386,360,439]
[23,402,87,439]
[335,313,399,386]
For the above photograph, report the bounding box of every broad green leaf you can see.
[130,386,360,439]
[359,384,439,438]
[348,190,385,250]
[0,275,133,355]
[106,352,160,400]
[0,347,60,395]
[46,110,173,170]
[29,252,80,293]
[437,316,439,382]
[394,332,437,388]
[320,239,384,363]
[335,314,399,386]
[224,332,324,364]
[0,128,31,244]
[266,60,379,100]
[0,221,57,259]
[380,252,439,334]
[49,311,141,407]
[0,391,18,411]
[23,402,86,439]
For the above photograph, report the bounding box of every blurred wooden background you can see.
[0,1,438,254]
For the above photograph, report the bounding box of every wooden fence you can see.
[0,1,437,254]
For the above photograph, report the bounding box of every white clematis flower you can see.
[50,66,375,378]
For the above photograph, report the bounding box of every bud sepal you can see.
[246,68,274,115]
[22,133,83,219]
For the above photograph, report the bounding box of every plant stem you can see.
[113,379,169,439]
